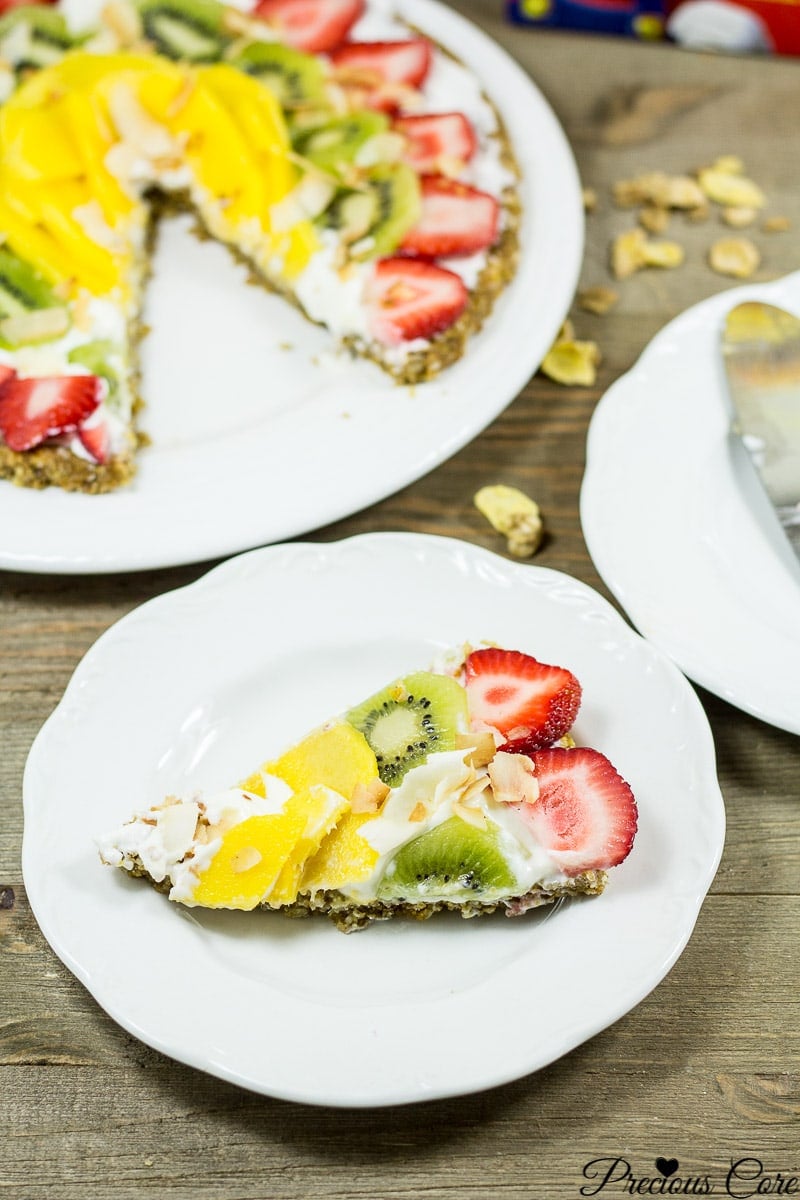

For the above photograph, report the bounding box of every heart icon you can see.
[655,1159,679,1178]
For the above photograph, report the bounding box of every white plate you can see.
[22,533,724,1107]
[581,272,800,737]
[0,1,583,576]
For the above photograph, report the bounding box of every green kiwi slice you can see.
[136,0,228,62]
[321,163,421,259]
[68,340,122,409]
[345,671,468,789]
[294,111,389,174]
[377,817,516,902]
[229,41,326,108]
[0,6,74,72]
[0,249,69,347]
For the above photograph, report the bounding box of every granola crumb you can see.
[708,236,761,278]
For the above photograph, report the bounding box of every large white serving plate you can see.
[22,533,725,1107]
[581,272,800,737]
[0,0,583,574]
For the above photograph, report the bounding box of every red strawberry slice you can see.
[367,256,468,345]
[513,746,637,876]
[0,374,102,453]
[400,175,500,259]
[394,112,477,173]
[0,365,17,392]
[329,39,432,88]
[77,406,113,464]
[464,648,582,749]
[252,0,365,53]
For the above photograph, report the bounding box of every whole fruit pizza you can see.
[99,645,638,931]
[0,0,521,492]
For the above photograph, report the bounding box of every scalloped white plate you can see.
[22,533,724,1106]
[581,272,800,736]
[0,0,583,575]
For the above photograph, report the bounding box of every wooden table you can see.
[3,10,800,1196]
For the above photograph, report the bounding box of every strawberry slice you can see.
[0,374,102,453]
[252,0,365,53]
[367,256,468,345]
[394,112,477,173]
[513,746,637,876]
[329,38,432,88]
[77,406,113,464]
[0,365,17,392]
[400,175,500,259]
[464,648,582,749]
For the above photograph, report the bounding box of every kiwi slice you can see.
[0,249,69,347]
[346,671,468,789]
[0,6,74,72]
[136,0,228,62]
[230,41,326,108]
[0,248,60,317]
[68,340,122,409]
[294,111,389,175]
[377,817,516,902]
[321,163,421,259]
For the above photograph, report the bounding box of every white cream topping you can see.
[99,747,567,909]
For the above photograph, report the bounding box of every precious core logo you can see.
[579,1157,800,1197]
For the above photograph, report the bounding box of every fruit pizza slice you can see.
[99,645,638,932]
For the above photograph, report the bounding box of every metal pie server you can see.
[721,300,800,562]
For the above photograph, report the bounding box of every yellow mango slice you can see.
[0,103,83,183]
[267,722,379,798]
[300,810,380,893]
[191,810,308,910]
[191,785,347,909]
[268,785,350,906]
[61,91,134,224]
[0,197,76,286]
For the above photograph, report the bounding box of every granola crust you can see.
[122,857,606,933]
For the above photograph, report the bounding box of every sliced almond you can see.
[351,778,391,814]
[230,846,262,874]
[488,751,540,806]
[473,484,544,558]
[708,236,760,278]
[408,801,427,823]
[763,215,791,233]
[577,285,619,316]
[455,731,497,768]
[638,203,669,234]
[698,167,766,210]
[722,206,757,229]
[540,338,601,387]
[452,798,487,830]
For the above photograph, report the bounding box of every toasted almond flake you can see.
[540,339,601,387]
[460,775,491,805]
[488,751,540,806]
[230,846,262,873]
[222,7,280,38]
[577,285,619,315]
[698,167,766,209]
[0,307,70,346]
[456,731,498,768]
[611,227,648,278]
[474,484,544,557]
[452,798,487,829]
[722,205,757,228]
[582,187,597,213]
[351,779,391,814]
[613,171,704,211]
[72,289,92,332]
[641,238,684,269]
[436,154,466,179]
[708,236,760,278]
[408,801,427,823]
[100,0,142,43]
[638,202,670,234]
[763,215,791,233]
